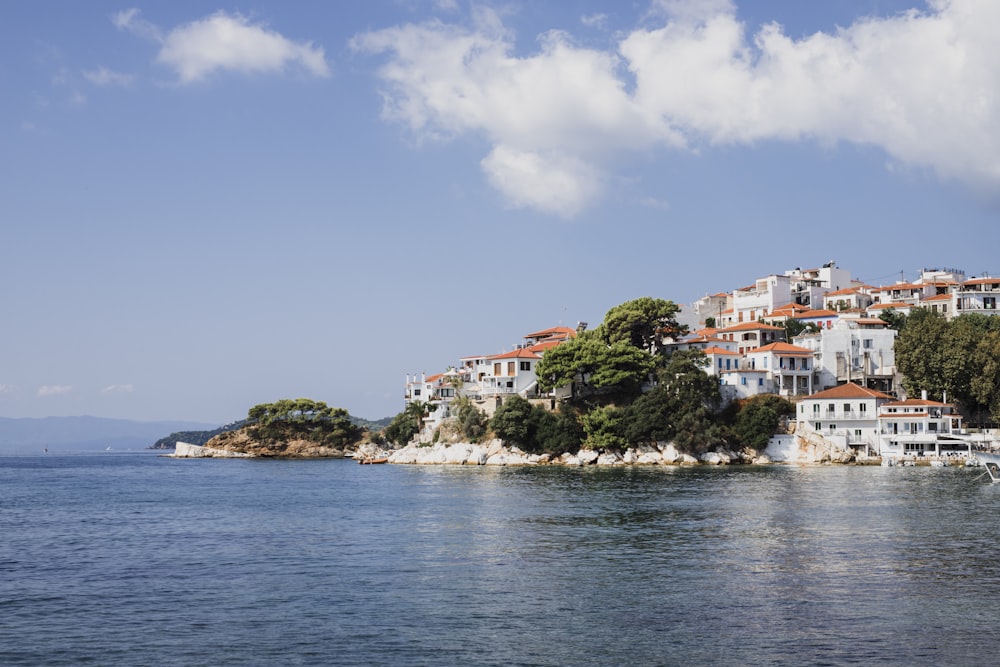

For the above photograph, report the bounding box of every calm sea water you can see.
[2,453,1000,666]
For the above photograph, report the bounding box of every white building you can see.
[793,318,897,394]
[797,383,895,456]
[744,342,814,396]
[878,394,965,457]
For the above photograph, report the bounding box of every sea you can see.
[2,453,1000,666]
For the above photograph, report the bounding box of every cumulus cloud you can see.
[83,66,134,87]
[115,8,330,84]
[37,385,72,397]
[101,384,135,394]
[355,0,1000,215]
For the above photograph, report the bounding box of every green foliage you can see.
[599,297,687,352]
[535,331,655,399]
[704,316,716,329]
[581,405,627,450]
[489,395,534,448]
[732,395,795,449]
[878,308,908,331]
[622,349,725,453]
[384,410,420,445]
[971,330,1000,422]
[783,319,818,340]
[453,396,488,443]
[244,398,361,448]
[895,311,1000,421]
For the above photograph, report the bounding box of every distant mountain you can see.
[0,416,218,454]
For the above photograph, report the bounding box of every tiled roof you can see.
[806,383,894,400]
[963,277,1000,287]
[524,326,576,339]
[703,346,740,355]
[868,302,911,311]
[751,342,813,355]
[883,398,950,408]
[489,348,542,360]
[799,309,838,318]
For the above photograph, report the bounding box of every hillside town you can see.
[403,263,1000,462]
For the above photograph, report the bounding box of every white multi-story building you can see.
[744,342,814,396]
[797,383,894,456]
[793,318,897,394]
[955,276,1000,316]
[878,393,965,457]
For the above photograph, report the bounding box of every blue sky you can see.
[2,0,998,424]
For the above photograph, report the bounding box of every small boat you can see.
[358,456,388,465]
[975,451,1000,482]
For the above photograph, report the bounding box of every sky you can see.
[2,0,998,424]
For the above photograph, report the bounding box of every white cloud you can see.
[83,66,134,87]
[355,0,1000,215]
[101,384,135,394]
[115,9,330,84]
[481,145,602,217]
[37,385,72,397]
[581,13,608,29]
[0,384,16,394]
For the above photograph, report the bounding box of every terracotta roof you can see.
[868,302,911,311]
[824,287,862,297]
[963,277,1000,287]
[922,294,952,302]
[806,383,894,400]
[527,340,563,353]
[524,326,576,339]
[703,346,740,355]
[799,309,838,318]
[488,348,541,360]
[751,342,813,355]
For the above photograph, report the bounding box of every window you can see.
[813,403,820,414]
[507,361,515,376]
[985,297,997,310]
[859,403,867,414]
[863,339,873,349]
[414,389,421,396]
[758,378,764,387]
[844,403,852,413]
[519,361,531,371]
[741,377,747,385]
[827,403,835,413]
[829,423,837,431]
[854,429,862,438]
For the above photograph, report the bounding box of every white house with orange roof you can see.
[866,301,915,318]
[715,321,786,355]
[871,282,937,306]
[921,293,954,318]
[744,342,814,396]
[691,292,733,327]
[878,392,965,457]
[955,276,1000,317]
[797,383,895,456]
[823,286,873,312]
[796,308,840,330]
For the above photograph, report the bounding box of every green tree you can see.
[895,308,949,400]
[535,331,655,399]
[384,410,419,445]
[879,308,908,331]
[971,330,1000,422]
[581,405,627,450]
[732,395,795,449]
[452,395,488,442]
[489,395,535,448]
[599,297,687,353]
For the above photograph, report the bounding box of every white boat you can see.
[974,451,1000,481]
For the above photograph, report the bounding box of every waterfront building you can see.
[796,383,895,456]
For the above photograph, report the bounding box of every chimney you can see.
[921,389,928,401]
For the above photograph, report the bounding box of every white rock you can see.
[596,452,623,466]
[661,444,682,463]
[679,454,699,465]
[636,452,662,465]
[577,450,599,465]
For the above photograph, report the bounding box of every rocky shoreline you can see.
[169,434,861,466]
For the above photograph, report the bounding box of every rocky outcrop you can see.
[171,442,254,458]
[764,433,854,464]
[199,428,351,458]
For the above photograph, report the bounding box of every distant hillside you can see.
[0,416,218,454]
